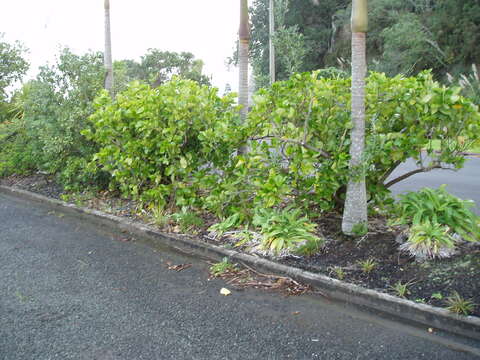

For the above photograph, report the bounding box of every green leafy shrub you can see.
[85,78,242,208]
[394,185,480,243]
[57,157,110,192]
[0,48,104,179]
[0,120,38,176]
[252,207,323,255]
[22,49,104,174]
[218,70,480,217]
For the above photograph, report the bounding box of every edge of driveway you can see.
[2,184,479,341]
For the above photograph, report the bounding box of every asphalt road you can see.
[1,193,479,360]
[389,156,480,214]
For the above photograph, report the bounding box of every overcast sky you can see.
[1,0,241,91]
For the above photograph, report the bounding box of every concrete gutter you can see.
[1,185,479,341]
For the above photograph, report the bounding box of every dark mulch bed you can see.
[0,173,64,199]
[2,174,479,317]
[279,214,480,317]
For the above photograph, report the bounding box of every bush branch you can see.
[384,164,450,188]
[250,135,331,158]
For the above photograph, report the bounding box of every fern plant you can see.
[252,207,323,256]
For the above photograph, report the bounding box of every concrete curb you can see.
[1,185,480,341]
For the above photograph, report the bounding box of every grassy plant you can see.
[252,207,323,255]
[431,292,443,300]
[351,222,368,237]
[389,281,412,298]
[445,291,475,316]
[294,238,323,256]
[150,204,170,228]
[358,259,377,274]
[329,266,346,280]
[448,64,480,105]
[400,221,456,261]
[172,210,204,233]
[210,257,237,277]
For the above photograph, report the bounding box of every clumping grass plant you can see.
[400,221,457,261]
[394,185,480,242]
[393,186,480,260]
[389,280,413,298]
[446,291,475,316]
[358,258,377,274]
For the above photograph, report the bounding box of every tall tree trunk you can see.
[104,0,114,96]
[239,0,250,123]
[269,0,275,85]
[342,0,368,235]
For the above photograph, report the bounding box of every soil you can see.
[0,173,64,200]
[2,174,480,317]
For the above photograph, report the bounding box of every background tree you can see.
[342,0,368,235]
[114,50,210,92]
[0,34,29,122]
[248,0,480,87]
[0,35,29,100]
[104,0,114,95]
[249,0,348,87]
[16,48,104,173]
[272,0,307,80]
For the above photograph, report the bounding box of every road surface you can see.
[0,193,479,359]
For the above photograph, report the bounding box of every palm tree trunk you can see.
[239,0,250,123]
[104,0,114,96]
[342,0,368,235]
[269,0,275,85]
[239,39,249,121]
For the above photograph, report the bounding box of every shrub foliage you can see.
[84,78,243,208]
[211,71,480,218]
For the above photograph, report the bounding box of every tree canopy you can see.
[0,34,29,122]
[0,34,29,99]
[114,49,211,92]
[249,0,480,86]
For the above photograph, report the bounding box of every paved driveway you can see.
[0,193,479,359]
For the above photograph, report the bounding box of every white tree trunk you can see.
[269,0,275,85]
[104,0,114,96]
[342,32,367,235]
[239,39,249,122]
